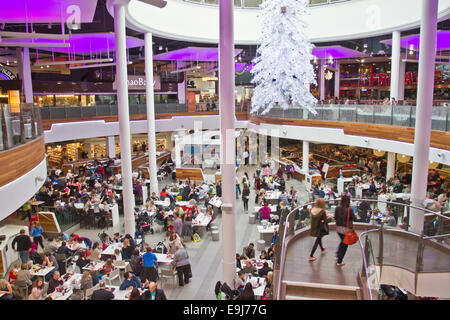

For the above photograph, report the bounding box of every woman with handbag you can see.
[334,195,357,267]
[308,198,331,261]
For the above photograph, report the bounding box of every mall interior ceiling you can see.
[0,0,449,83]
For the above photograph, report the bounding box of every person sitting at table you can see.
[92,281,114,300]
[241,243,255,260]
[168,231,183,254]
[267,243,276,261]
[80,271,93,292]
[258,262,273,278]
[47,271,64,294]
[259,202,271,222]
[160,187,170,199]
[45,237,59,255]
[242,261,258,276]
[186,204,199,219]
[102,235,113,251]
[90,242,101,262]
[120,272,142,291]
[237,282,255,300]
[141,247,158,282]
[386,210,397,227]
[17,263,32,288]
[121,239,134,260]
[0,279,14,300]
[57,232,69,242]
[142,281,167,300]
[236,253,243,270]
[130,249,143,277]
[76,251,91,270]
[259,250,268,260]
[71,237,85,254]
[232,271,246,292]
[28,286,44,300]
[265,271,273,293]
[113,232,124,243]
[101,258,114,275]
[70,288,84,300]
[113,248,122,261]
[42,252,59,280]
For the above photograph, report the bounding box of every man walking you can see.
[12,229,32,264]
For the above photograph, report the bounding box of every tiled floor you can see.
[62,164,309,300]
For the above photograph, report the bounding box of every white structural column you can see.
[106,136,116,158]
[17,47,33,103]
[410,0,438,235]
[302,140,309,173]
[219,0,236,287]
[319,60,325,101]
[145,32,159,196]
[334,62,340,99]
[390,31,401,100]
[386,152,396,181]
[177,61,187,104]
[114,2,135,235]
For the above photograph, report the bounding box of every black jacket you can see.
[92,288,115,300]
[334,206,356,228]
[258,266,273,277]
[12,235,32,251]
[142,288,167,300]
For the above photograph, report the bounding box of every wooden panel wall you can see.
[0,136,45,187]
[250,116,450,151]
[38,212,60,233]
[175,168,205,182]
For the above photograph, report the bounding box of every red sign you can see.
[361,71,439,87]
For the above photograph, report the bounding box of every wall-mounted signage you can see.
[113,74,161,91]
[0,66,16,80]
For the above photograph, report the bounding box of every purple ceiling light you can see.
[0,0,98,23]
[311,45,369,60]
[153,47,243,61]
[380,30,450,51]
[0,33,145,55]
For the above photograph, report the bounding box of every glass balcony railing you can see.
[276,198,450,300]
[184,0,350,8]
[0,104,43,151]
[254,104,450,132]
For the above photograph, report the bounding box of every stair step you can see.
[283,281,359,300]
[285,295,328,300]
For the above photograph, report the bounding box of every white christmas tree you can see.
[250,0,318,115]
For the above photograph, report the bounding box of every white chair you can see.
[85,285,98,300]
[105,269,121,286]
[159,267,178,289]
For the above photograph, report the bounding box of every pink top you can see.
[259,206,271,220]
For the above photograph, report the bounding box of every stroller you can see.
[98,231,111,243]
[215,281,239,300]
[153,241,168,254]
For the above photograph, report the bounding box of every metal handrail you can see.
[275,197,450,300]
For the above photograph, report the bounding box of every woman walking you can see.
[30,222,44,250]
[242,184,250,212]
[334,195,356,266]
[308,198,331,261]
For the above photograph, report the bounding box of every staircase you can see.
[282,281,361,300]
